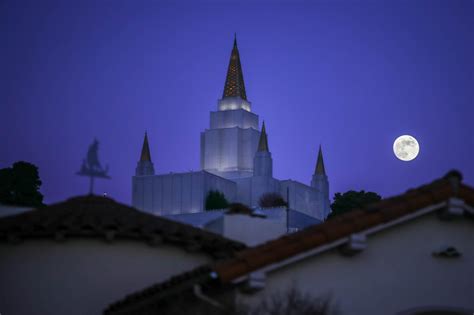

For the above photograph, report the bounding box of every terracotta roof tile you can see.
[214,170,473,283]
[268,240,307,260]
[430,185,455,203]
[404,193,432,210]
[300,231,328,247]
[459,185,474,205]
[333,209,365,221]
[0,195,246,259]
[104,265,216,315]
[358,212,384,228]
[320,220,356,241]
[379,203,412,222]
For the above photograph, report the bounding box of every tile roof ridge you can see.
[212,170,472,283]
[0,195,247,258]
[104,265,215,315]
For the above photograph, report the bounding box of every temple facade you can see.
[132,37,331,221]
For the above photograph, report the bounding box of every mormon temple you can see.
[132,37,331,221]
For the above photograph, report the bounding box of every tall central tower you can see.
[200,36,260,179]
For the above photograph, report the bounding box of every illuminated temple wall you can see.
[132,171,236,215]
[280,180,325,219]
[201,99,260,180]
[133,169,328,220]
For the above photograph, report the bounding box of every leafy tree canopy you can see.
[0,161,45,207]
[329,190,381,219]
[205,190,228,211]
[259,192,288,208]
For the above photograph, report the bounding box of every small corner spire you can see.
[140,132,152,162]
[315,145,326,175]
[234,33,237,48]
[257,121,269,152]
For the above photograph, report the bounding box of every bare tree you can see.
[157,287,337,315]
[246,288,336,315]
[259,193,288,208]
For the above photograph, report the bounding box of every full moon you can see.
[393,135,419,161]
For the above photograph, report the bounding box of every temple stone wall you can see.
[280,180,323,219]
[201,125,260,179]
[132,171,236,215]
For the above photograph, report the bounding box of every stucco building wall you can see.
[0,240,210,315]
[237,213,474,314]
[205,214,287,246]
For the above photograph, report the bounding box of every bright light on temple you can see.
[218,97,251,112]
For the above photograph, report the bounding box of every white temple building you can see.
[132,37,331,221]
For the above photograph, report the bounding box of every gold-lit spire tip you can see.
[140,132,152,162]
[315,145,326,175]
[223,34,247,100]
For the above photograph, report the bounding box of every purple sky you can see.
[1,0,473,205]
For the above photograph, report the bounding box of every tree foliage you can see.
[329,190,381,218]
[0,161,44,207]
[205,190,229,210]
[259,192,288,208]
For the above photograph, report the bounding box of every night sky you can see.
[1,0,473,205]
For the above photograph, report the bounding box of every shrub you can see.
[205,190,229,210]
[259,192,288,208]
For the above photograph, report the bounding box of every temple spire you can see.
[254,121,272,177]
[140,132,152,162]
[315,145,326,175]
[223,35,247,100]
[257,121,269,152]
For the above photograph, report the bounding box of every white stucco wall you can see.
[206,214,286,246]
[237,212,474,314]
[0,239,210,315]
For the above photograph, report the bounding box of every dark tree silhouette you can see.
[205,190,229,210]
[0,161,44,207]
[329,190,381,218]
[259,192,288,208]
